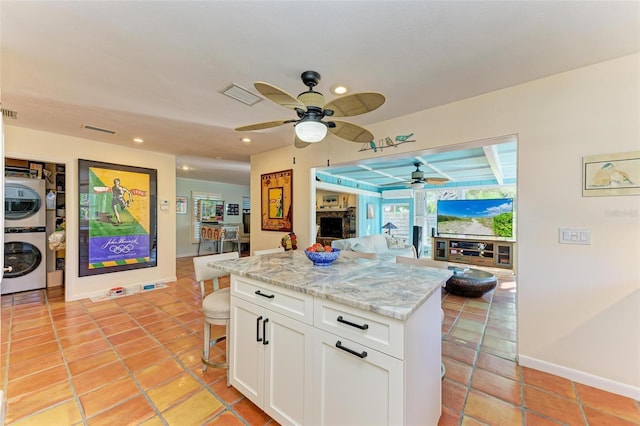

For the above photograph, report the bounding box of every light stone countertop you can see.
[209,250,452,321]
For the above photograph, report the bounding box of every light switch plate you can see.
[558,228,591,245]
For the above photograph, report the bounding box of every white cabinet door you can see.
[264,307,313,426]
[229,297,263,406]
[230,296,313,426]
[312,329,404,426]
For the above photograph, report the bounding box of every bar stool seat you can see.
[193,252,239,386]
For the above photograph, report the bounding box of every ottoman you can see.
[445,267,497,297]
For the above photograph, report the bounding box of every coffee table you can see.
[445,267,497,297]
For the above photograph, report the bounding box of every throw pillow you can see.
[386,236,405,249]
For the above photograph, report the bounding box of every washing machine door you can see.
[4,241,42,278]
[5,182,44,226]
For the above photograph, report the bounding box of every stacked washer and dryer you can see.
[2,178,47,294]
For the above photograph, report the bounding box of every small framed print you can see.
[583,151,640,197]
[176,196,188,215]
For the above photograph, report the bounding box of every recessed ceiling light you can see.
[180,165,190,170]
[133,137,144,143]
[241,137,251,143]
[332,85,348,95]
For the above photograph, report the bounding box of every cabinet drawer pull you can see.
[335,341,367,359]
[256,316,263,342]
[255,290,275,299]
[262,318,269,345]
[337,315,369,330]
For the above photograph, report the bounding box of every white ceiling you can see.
[1,1,638,186]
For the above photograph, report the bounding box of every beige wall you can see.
[250,54,640,398]
[4,126,177,301]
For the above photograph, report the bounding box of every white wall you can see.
[175,177,249,257]
[4,126,177,301]
[250,54,640,398]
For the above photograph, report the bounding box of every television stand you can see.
[432,237,514,269]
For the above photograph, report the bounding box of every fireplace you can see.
[319,217,343,238]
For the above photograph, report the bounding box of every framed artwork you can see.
[367,203,375,219]
[176,196,188,215]
[323,194,338,206]
[261,169,293,232]
[78,159,157,277]
[199,199,224,222]
[227,203,239,215]
[583,151,640,197]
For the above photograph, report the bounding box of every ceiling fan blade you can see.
[254,82,307,111]
[235,120,292,131]
[425,178,449,184]
[324,92,385,117]
[328,120,374,143]
[294,136,311,149]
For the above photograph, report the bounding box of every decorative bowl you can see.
[304,248,341,266]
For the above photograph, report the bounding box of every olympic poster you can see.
[78,160,157,276]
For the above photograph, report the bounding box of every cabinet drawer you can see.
[232,276,313,325]
[448,254,468,262]
[474,257,495,266]
[314,298,404,359]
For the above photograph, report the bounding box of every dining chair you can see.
[193,251,239,386]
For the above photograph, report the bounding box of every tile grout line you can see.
[107,290,247,424]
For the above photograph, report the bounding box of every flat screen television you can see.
[320,217,343,238]
[436,198,514,238]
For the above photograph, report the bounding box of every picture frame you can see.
[583,151,640,197]
[78,159,157,276]
[261,169,293,232]
[367,203,375,219]
[323,194,338,206]
[227,203,239,215]
[176,196,188,215]
[200,199,224,222]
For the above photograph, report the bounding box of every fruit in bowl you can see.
[304,244,341,266]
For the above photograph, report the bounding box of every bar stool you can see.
[193,251,239,386]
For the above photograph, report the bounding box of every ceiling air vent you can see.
[220,83,263,106]
[1,108,18,119]
[82,124,116,134]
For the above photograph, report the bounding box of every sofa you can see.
[331,234,416,261]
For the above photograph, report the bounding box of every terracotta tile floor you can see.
[0,259,638,425]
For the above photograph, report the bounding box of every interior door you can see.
[1,115,5,287]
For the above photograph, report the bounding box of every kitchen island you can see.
[210,250,452,426]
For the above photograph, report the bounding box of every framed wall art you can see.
[78,159,158,277]
[227,203,239,215]
[261,169,293,232]
[176,196,188,215]
[199,199,224,222]
[583,150,640,197]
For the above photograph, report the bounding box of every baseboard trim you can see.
[519,355,640,400]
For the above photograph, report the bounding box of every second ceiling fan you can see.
[235,71,385,148]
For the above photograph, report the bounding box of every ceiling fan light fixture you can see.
[410,181,425,189]
[295,120,327,143]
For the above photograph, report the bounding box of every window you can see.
[382,203,410,241]
[191,191,222,243]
